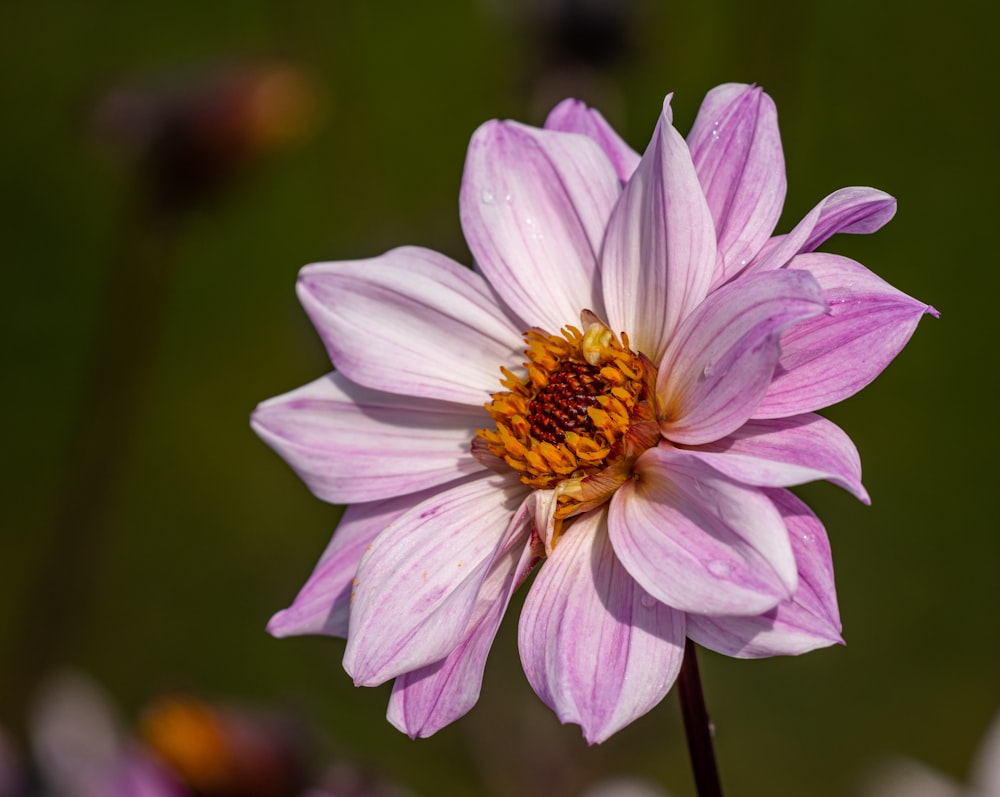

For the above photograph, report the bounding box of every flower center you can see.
[527,360,604,445]
[476,313,661,516]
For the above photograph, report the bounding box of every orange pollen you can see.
[475,317,661,507]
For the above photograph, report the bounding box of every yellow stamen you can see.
[475,312,660,514]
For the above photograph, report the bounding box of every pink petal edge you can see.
[266,483,473,640]
[754,253,938,418]
[386,503,537,738]
[658,268,828,445]
[687,488,843,657]
[544,98,640,184]
[518,508,685,744]
[297,246,523,405]
[601,95,717,365]
[687,83,786,287]
[251,372,485,504]
[681,413,869,503]
[460,119,621,331]
[343,474,529,686]
[609,446,797,616]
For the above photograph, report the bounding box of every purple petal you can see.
[386,514,537,738]
[750,187,897,273]
[266,485,459,640]
[753,253,938,417]
[609,446,797,616]
[343,474,530,686]
[459,119,621,331]
[687,84,786,286]
[681,413,869,503]
[518,508,685,744]
[687,488,843,657]
[297,246,523,404]
[252,373,485,504]
[658,269,828,445]
[544,98,640,184]
[602,96,717,364]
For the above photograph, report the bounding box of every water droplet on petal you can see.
[702,362,714,379]
[707,559,733,578]
[727,242,754,273]
[639,593,657,609]
[481,188,495,204]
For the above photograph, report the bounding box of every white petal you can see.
[343,474,529,686]
[602,96,717,364]
[460,119,621,331]
[266,485,460,639]
[609,446,797,615]
[252,372,484,504]
[386,521,536,738]
[682,414,869,503]
[518,509,685,743]
[298,246,523,404]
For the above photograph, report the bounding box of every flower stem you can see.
[678,642,723,797]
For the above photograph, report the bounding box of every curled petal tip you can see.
[661,92,674,121]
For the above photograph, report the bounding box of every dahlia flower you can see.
[253,83,935,743]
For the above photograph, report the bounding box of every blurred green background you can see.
[1,0,995,795]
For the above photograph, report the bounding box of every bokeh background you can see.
[2,1,996,795]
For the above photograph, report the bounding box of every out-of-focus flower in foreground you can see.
[580,776,672,797]
[29,672,184,797]
[862,708,1000,797]
[139,695,308,797]
[12,671,406,797]
[253,83,936,743]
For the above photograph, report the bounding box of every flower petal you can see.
[750,187,897,273]
[251,372,485,504]
[544,98,640,184]
[753,253,938,417]
[518,508,685,744]
[681,413,869,503]
[343,474,529,686]
[658,269,828,445]
[971,709,1000,796]
[687,83,786,286]
[602,96,717,364]
[297,246,523,404]
[609,446,797,616]
[386,513,537,738]
[459,119,621,331]
[686,488,842,657]
[266,485,460,640]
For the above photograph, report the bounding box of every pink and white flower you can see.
[252,84,936,743]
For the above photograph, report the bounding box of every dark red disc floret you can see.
[526,361,605,445]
